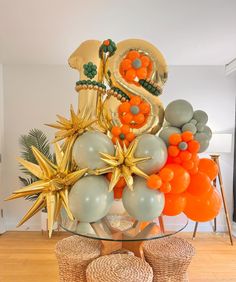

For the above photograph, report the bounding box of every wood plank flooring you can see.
[0,232,235,282]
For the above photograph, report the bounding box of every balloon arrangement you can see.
[6,39,222,237]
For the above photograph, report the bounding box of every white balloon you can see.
[72,131,114,170]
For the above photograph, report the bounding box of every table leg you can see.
[192,222,198,240]
[101,240,122,255]
[122,240,144,259]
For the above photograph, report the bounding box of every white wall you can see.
[2,65,78,230]
[2,65,236,232]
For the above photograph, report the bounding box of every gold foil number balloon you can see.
[102,39,168,135]
[68,40,102,120]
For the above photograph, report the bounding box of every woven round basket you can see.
[86,254,153,282]
[55,235,101,282]
[143,237,195,282]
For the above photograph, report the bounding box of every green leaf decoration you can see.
[19,128,53,178]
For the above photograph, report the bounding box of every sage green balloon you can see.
[193,110,208,124]
[203,125,212,139]
[68,175,114,223]
[72,131,114,170]
[76,222,96,235]
[165,99,194,127]
[195,132,210,152]
[135,134,167,174]
[190,119,197,125]
[122,177,165,221]
[196,122,205,132]
[182,123,197,134]
[159,126,181,146]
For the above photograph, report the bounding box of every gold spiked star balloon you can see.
[94,138,150,191]
[46,104,97,150]
[6,139,87,237]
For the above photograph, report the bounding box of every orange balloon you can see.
[106,173,126,189]
[160,182,172,193]
[198,158,218,181]
[163,193,186,216]
[184,189,222,222]
[159,167,174,182]
[169,133,182,145]
[113,186,124,199]
[165,164,190,194]
[187,171,212,196]
[147,174,162,190]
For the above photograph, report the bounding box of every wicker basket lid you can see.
[55,235,101,261]
[86,254,153,282]
[144,237,195,259]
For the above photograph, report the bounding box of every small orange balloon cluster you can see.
[147,167,174,193]
[111,125,135,146]
[118,96,150,128]
[167,131,200,173]
[119,50,153,85]
[145,131,221,222]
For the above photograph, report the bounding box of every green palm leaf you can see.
[19,128,53,177]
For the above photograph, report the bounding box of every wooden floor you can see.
[0,232,235,282]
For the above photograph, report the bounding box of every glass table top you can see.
[59,208,188,242]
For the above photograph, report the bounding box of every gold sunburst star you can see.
[46,104,97,149]
[6,140,87,237]
[94,138,150,192]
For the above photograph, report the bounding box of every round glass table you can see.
[59,209,188,257]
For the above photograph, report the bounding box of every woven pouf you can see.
[55,235,101,282]
[143,237,195,282]
[86,254,153,282]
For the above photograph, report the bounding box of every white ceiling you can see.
[0,0,236,65]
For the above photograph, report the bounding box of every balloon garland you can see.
[6,39,222,237]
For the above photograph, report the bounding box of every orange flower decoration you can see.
[118,96,150,128]
[147,167,174,193]
[167,131,200,171]
[120,50,153,85]
[111,125,135,146]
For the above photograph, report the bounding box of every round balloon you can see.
[72,131,114,170]
[122,177,165,221]
[135,134,167,174]
[182,123,197,134]
[193,110,208,124]
[203,126,212,139]
[165,164,190,194]
[165,100,194,127]
[76,222,96,235]
[198,158,218,181]
[158,126,181,146]
[187,171,213,196]
[184,189,222,222]
[163,193,186,216]
[194,132,210,152]
[69,175,114,222]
